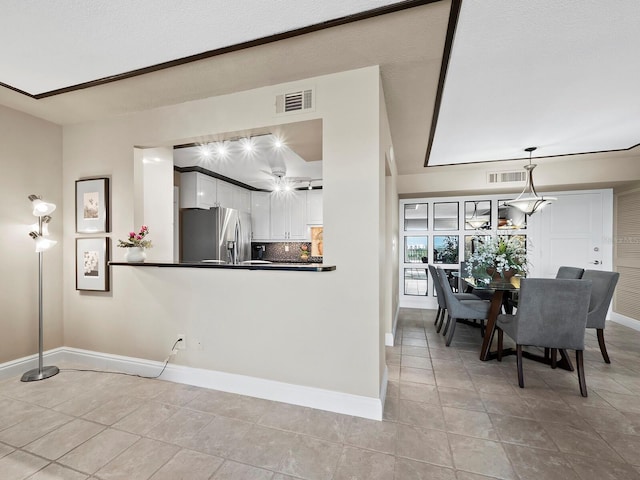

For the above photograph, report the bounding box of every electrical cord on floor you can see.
[60,338,183,379]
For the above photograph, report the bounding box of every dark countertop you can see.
[109,261,336,272]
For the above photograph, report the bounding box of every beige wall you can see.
[0,104,63,363]
[62,67,385,399]
[397,151,640,197]
[614,182,640,321]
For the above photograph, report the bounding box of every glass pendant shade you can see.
[28,194,56,216]
[29,232,57,252]
[503,148,556,216]
[466,201,488,229]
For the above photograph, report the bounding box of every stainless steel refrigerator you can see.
[180,207,252,263]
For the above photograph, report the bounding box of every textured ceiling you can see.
[428,0,640,166]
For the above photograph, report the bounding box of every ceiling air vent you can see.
[487,170,527,184]
[275,89,314,115]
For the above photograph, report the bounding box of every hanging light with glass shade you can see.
[503,147,556,215]
[466,201,488,229]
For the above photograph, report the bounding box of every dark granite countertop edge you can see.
[109,262,336,272]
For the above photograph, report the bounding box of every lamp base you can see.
[21,365,59,382]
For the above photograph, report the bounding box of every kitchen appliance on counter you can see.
[181,207,251,263]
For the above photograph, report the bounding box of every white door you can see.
[530,190,612,278]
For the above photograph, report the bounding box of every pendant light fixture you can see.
[503,147,556,215]
[466,201,487,229]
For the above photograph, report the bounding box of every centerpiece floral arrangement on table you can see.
[465,235,527,282]
[118,225,152,262]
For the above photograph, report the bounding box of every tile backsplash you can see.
[251,242,322,263]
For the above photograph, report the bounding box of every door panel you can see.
[535,192,607,278]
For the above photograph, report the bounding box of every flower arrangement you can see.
[466,235,527,278]
[300,244,310,259]
[118,225,152,248]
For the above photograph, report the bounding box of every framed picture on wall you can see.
[76,237,110,291]
[76,177,110,233]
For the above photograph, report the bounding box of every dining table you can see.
[460,275,575,371]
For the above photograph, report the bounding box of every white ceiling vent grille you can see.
[487,170,527,184]
[276,89,314,115]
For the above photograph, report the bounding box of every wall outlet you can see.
[176,334,186,350]
[285,245,289,252]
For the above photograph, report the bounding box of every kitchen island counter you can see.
[109,261,335,272]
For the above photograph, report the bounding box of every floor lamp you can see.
[22,194,59,382]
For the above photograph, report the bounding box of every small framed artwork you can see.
[76,237,110,291]
[76,178,109,233]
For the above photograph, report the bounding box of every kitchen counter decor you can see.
[118,225,152,262]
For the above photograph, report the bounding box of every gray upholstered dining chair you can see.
[556,266,585,279]
[496,278,592,396]
[581,270,620,363]
[436,268,490,346]
[428,264,479,332]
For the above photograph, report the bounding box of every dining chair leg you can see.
[480,320,485,339]
[576,349,588,397]
[442,315,451,336]
[597,329,611,364]
[544,347,550,361]
[445,317,457,347]
[436,309,446,332]
[497,328,503,362]
[550,348,557,369]
[434,307,442,326]
[516,344,524,388]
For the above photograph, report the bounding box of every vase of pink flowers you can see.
[300,244,310,261]
[118,225,152,262]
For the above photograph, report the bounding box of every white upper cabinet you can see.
[251,191,271,240]
[306,189,323,225]
[180,172,217,209]
[233,186,252,214]
[270,191,307,240]
[181,172,252,212]
[217,180,234,208]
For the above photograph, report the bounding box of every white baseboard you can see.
[379,365,388,415]
[385,333,394,347]
[385,304,400,347]
[0,347,383,421]
[0,347,66,381]
[610,312,640,331]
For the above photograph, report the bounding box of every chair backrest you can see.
[514,278,592,350]
[581,270,620,329]
[428,264,447,309]
[436,267,459,309]
[556,266,585,279]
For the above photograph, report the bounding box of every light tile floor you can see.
[2,308,640,479]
